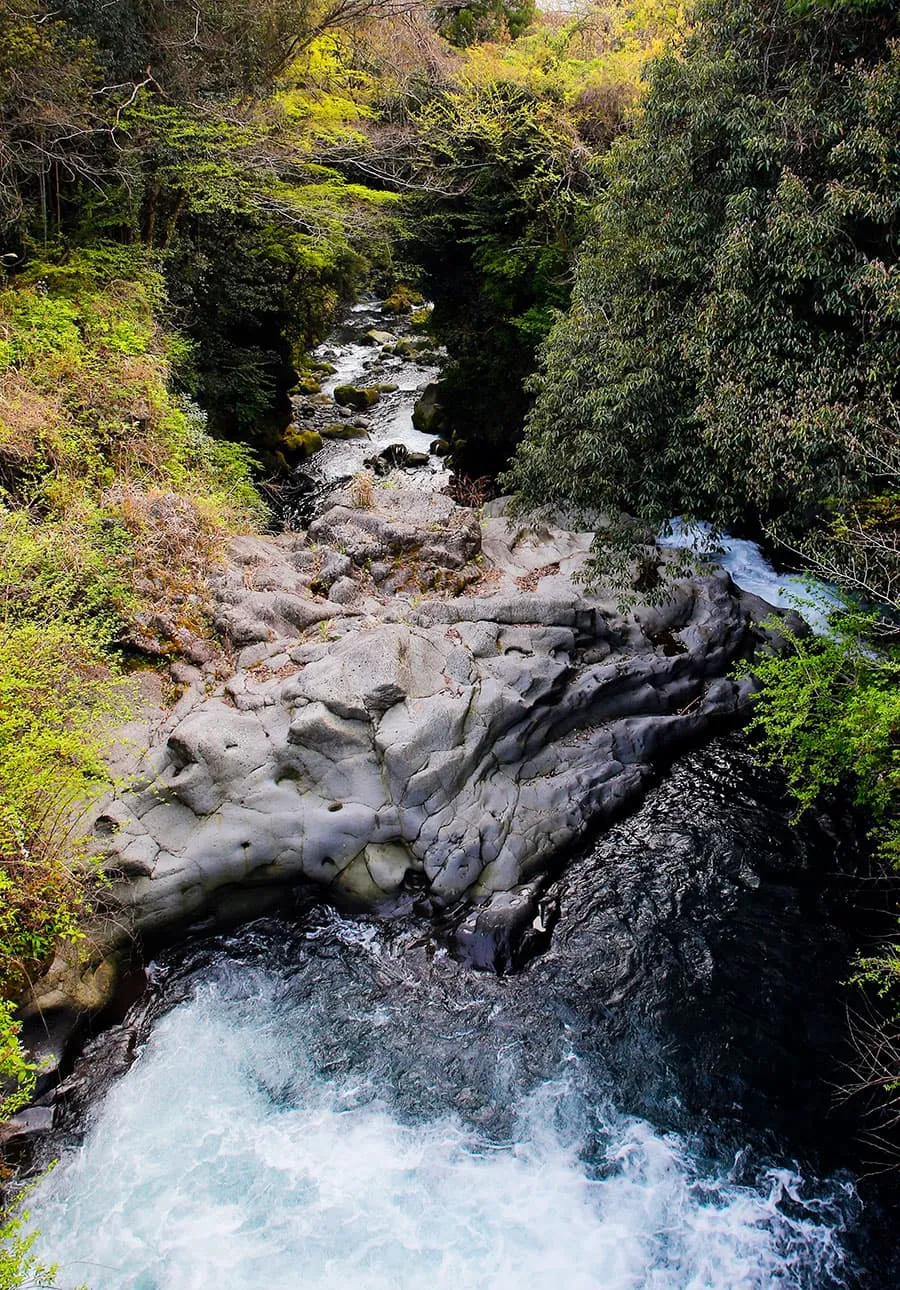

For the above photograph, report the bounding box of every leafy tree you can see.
[0,2,111,234]
[743,615,899,862]
[506,0,900,567]
[60,0,401,97]
[406,6,678,473]
[432,0,536,49]
[0,1185,83,1290]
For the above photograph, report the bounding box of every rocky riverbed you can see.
[8,300,808,1091]
[92,482,787,960]
[5,301,898,1290]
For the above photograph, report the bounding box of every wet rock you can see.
[364,444,410,474]
[363,444,430,474]
[365,329,395,346]
[281,428,323,461]
[334,384,381,411]
[1,1106,54,1147]
[382,284,424,315]
[412,383,446,436]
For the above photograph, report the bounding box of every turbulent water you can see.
[27,739,894,1290]
[305,299,448,487]
[657,519,841,634]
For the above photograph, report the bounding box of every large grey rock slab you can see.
[97,490,774,939]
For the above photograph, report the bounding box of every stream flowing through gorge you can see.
[22,304,900,1289]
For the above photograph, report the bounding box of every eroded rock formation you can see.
[96,485,781,945]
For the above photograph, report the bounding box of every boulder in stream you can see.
[334,384,381,411]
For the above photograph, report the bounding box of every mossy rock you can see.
[281,427,324,459]
[410,308,432,330]
[334,384,381,411]
[321,422,369,440]
[412,383,446,436]
[310,360,336,377]
[430,438,452,457]
[377,383,399,393]
[365,329,396,346]
[382,284,425,316]
[294,374,322,395]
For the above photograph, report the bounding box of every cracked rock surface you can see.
[98,484,779,941]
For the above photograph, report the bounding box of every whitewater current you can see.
[30,932,852,1290]
[27,733,886,1290]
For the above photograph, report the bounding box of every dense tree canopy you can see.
[408,4,680,473]
[507,0,900,554]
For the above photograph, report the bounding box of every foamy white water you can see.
[658,519,841,634]
[29,965,850,1290]
[309,300,447,485]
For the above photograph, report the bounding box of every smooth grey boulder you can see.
[97,486,775,943]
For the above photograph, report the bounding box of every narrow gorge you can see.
[1,3,898,1286]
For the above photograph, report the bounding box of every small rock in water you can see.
[365,444,409,474]
[281,428,323,460]
[412,383,446,435]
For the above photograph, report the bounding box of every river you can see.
[21,304,899,1289]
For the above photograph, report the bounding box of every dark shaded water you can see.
[26,737,899,1288]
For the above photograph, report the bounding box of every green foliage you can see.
[0,619,127,1125]
[433,0,536,49]
[0,3,106,233]
[0,1000,37,1119]
[743,616,899,858]
[0,621,121,983]
[0,6,405,444]
[0,245,264,1137]
[408,8,676,473]
[506,0,900,566]
[0,1182,77,1290]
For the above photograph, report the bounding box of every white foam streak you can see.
[28,973,849,1290]
[658,519,842,635]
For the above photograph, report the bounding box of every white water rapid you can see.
[29,931,852,1290]
[657,519,841,634]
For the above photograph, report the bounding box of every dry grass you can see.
[0,370,62,470]
[349,470,376,509]
[443,473,494,508]
[515,561,561,592]
[105,484,225,635]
